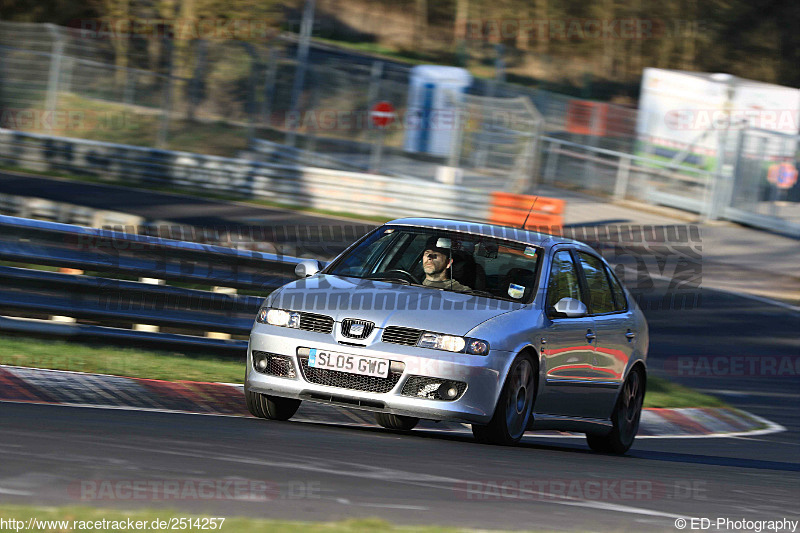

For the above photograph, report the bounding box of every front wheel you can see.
[245,388,301,421]
[586,367,645,454]
[375,413,419,431]
[472,353,536,445]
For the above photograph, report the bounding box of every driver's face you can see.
[423,249,449,276]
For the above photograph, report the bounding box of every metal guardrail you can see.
[0,129,490,222]
[0,192,149,227]
[0,215,315,353]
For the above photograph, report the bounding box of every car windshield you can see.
[325,226,541,302]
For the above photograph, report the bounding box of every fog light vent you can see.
[401,376,467,401]
[252,351,296,378]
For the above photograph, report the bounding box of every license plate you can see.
[308,349,390,378]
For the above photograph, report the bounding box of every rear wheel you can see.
[472,353,536,445]
[375,413,419,431]
[245,388,301,421]
[586,367,645,454]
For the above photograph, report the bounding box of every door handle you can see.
[585,330,596,342]
[625,330,636,341]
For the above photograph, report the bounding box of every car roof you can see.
[386,217,591,250]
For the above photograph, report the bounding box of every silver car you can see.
[245,218,648,452]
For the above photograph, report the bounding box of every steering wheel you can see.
[379,269,419,284]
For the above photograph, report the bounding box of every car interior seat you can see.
[450,250,486,290]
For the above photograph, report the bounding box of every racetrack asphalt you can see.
[0,365,776,438]
[0,278,797,530]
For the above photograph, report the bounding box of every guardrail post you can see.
[206,286,237,340]
[133,278,165,332]
[50,267,84,323]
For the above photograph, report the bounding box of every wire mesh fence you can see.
[726,129,800,233]
[1,21,798,235]
[0,21,635,168]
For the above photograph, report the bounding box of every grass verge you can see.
[0,334,727,409]
[0,507,476,533]
[0,335,244,384]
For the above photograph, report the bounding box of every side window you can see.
[605,264,628,312]
[546,250,582,308]
[577,252,615,314]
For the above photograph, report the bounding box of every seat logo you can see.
[342,319,374,339]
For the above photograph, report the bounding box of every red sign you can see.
[370,101,395,128]
[767,162,798,190]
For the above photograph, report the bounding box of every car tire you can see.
[472,353,537,445]
[586,367,645,454]
[375,413,419,431]
[245,388,300,421]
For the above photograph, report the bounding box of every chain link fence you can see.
[0,21,797,235]
[0,21,629,181]
[725,129,800,234]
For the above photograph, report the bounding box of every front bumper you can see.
[246,324,511,424]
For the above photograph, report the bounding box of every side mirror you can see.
[295,259,321,278]
[549,297,588,318]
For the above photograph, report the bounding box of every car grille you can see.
[252,351,296,378]
[401,376,467,401]
[298,312,334,334]
[298,356,403,393]
[382,326,423,346]
[341,318,375,339]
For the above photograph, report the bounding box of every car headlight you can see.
[416,333,489,355]
[256,308,300,328]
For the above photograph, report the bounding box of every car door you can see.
[575,251,634,419]
[535,248,598,418]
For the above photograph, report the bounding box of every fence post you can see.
[366,61,384,107]
[186,39,208,121]
[45,24,65,131]
[367,61,385,172]
[62,57,74,95]
[543,139,559,184]
[123,68,135,106]
[286,0,316,147]
[240,42,259,145]
[447,100,466,168]
[583,104,601,189]
[262,47,278,128]
[613,154,631,200]
[526,118,545,191]
[157,37,174,149]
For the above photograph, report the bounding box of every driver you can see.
[421,236,471,292]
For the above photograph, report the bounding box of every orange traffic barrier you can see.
[488,192,565,233]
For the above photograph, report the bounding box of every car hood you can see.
[268,274,524,337]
